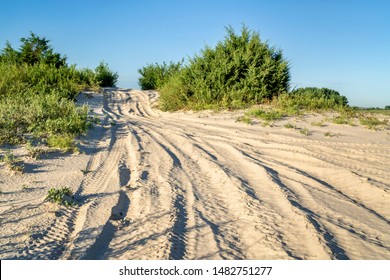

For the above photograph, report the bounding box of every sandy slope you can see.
[0,88,389,260]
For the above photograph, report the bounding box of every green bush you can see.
[276,87,348,111]
[95,61,119,87]
[157,25,290,111]
[46,187,76,206]
[138,61,182,90]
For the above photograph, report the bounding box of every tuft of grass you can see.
[0,150,24,173]
[45,187,76,207]
[246,108,284,121]
[25,140,46,160]
[299,128,310,136]
[236,116,252,125]
[332,115,355,126]
[359,116,388,130]
[324,131,336,137]
[284,122,296,129]
[311,121,325,127]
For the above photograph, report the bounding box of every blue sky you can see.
[1,0,389,107]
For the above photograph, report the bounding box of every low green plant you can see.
[324,131,334,137]
[45,187,76,206]
[284,122,296,129]
[46,187,75,206]
[236,116,252,125]
[46,134,78,152]
[299,128,310,136]
[25,140,46,160]
[0,150,24,172]
[246,108,284,121]
[311,121,325,127]
[332,115,355,125]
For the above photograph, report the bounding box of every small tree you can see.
[0,32,67,67]
[95,61,119,87]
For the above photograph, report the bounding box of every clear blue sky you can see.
[1,0,389,107]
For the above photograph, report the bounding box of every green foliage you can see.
[385,106,390,110]
[0,32,67,67]
[46,134,79,152]
[95,61,119,87]
[0,33,106,146]
[138,61,183,90]
[158,25,290,110]
[276,87,348,111]
[46,187,76,206]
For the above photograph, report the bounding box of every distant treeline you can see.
[138,25,349,111]
[0,32,118,146]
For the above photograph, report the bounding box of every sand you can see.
[0,88,389,260]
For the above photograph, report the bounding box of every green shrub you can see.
[276,87,348,111]
[158,25,290,110]
[95,61,118,87]
[138,61,182,90]
[45,187,75,206]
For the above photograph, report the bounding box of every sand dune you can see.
[0,88,389,260]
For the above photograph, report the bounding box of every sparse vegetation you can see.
[324,131,340,137]
[45,187,76,207]
[359,116,388,130]
[332,115,355,126]
[299,128,310,136]
[284,123,296,129]
[245,108,285,121]
[236,116,252,125]
[25,140,46,160]
[311,121,326,127]
[0,150,24,172]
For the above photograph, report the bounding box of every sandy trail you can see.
[1,88,389,260]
